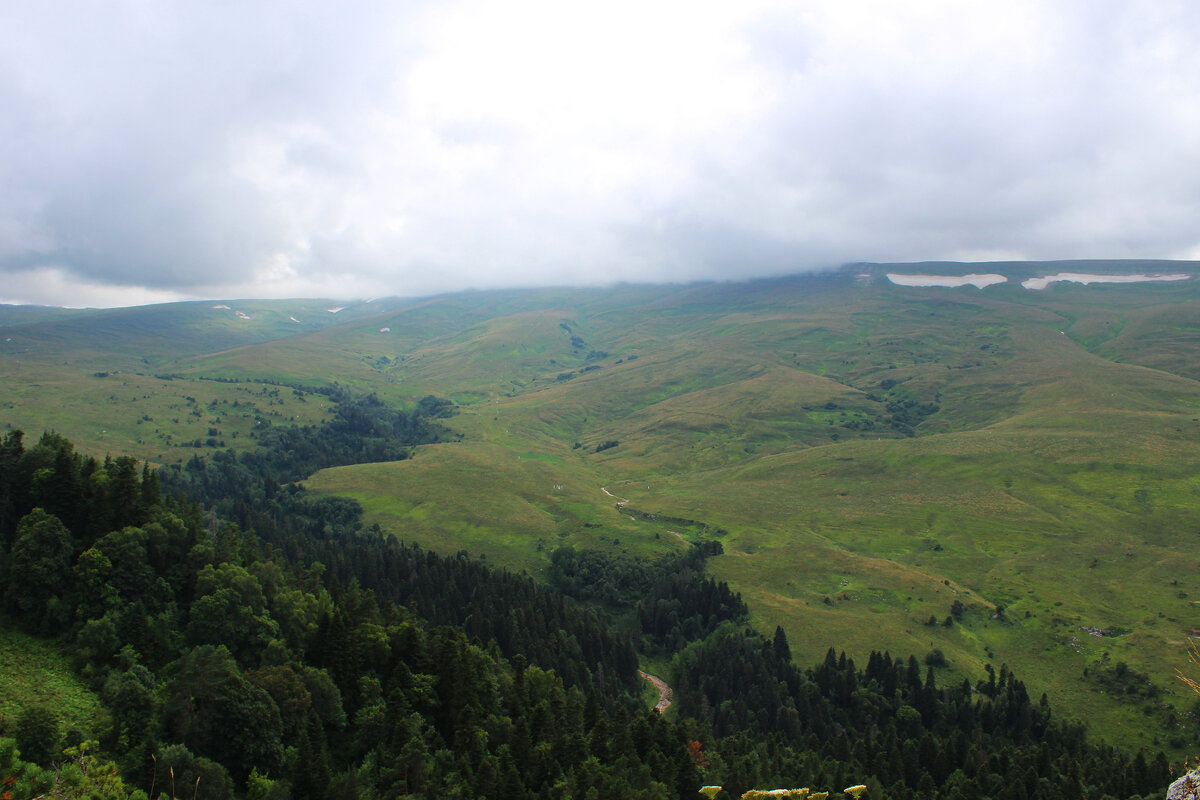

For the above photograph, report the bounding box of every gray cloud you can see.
[2,0,1200,306]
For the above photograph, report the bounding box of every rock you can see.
[1167,769,1200,800]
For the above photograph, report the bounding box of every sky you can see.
[2,1,1200,307]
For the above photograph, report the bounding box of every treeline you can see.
[156,391,642,699]
[0,429,157,557]
[548,542,748,652]
[270,533,642,698]
[672,626,1172,800]
[164,389,454,502]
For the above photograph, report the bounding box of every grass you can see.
[0,627,107,739]
[307,439,687,575]
[0,362,333,465]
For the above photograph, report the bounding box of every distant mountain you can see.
[0,296,421,370]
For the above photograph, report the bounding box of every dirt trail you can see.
[603,486,687,534]
[639,670,673,713]
[601,486,629,506]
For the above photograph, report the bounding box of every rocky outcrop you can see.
[1167,769,1200,800]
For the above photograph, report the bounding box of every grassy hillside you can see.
[0,627,107,739]
[3,262,1200,753]
[0,362,334,464]
[0,297,415,372]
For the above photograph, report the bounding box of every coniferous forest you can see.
[0,393,1182,799]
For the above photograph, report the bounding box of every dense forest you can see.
[0,393,1183,799]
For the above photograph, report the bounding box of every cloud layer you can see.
[3,0,1199,306]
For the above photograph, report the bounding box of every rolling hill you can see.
[3,260,1200,754]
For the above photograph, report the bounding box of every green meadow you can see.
[4,263,1200,753]
[0,361,334,465]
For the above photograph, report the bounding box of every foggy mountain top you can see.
[2,1,1198,307]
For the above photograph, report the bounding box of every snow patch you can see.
[212,304,230,309]
[1021,272,1191,290]
[327,306,345,313]
[379,327,391,333]
[235,311,250,320]
[289,315,300,323]
[886,273,1008,289]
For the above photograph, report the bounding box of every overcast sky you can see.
[2,0,1199,307]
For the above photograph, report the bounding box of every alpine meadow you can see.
[2,261,1200,799]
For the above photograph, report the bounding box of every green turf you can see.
[0,627,108,739]
[0,363,333,465]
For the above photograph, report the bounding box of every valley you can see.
[4,260,1200,756]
